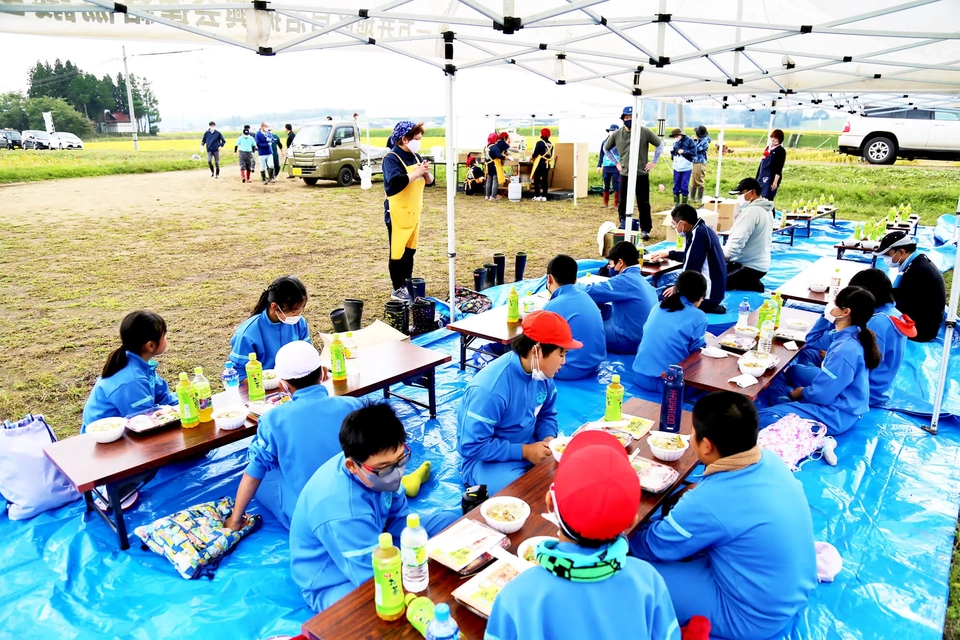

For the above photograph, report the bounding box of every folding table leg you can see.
[106,482,130,551]
[790,227,795,246]
[427,368,438,418]
[459,335,467,371]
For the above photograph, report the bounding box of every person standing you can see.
[604,106,664,241]
[234,125,258,183]
[284,124,297,178]
[669,128,696,205]
[874,230,946,342]
[691,126,710,206]
[530,128,554,202]
[255,121,276,184]
[270,128,284,178]
[200,121,226,179]
[756,129,786,200]
[596,123,621,209]
[383,121,434,300]
[724,177,773,292]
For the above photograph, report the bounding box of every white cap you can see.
[274,340,322,380]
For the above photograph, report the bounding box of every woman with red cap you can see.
[484,132,510,201]
[530,128,554,202]
[486,429,681,640]
[456,310,581,495]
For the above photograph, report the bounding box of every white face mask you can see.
[737,194,747,208]
[531,346,548,381]
[277,308,301,325]
[823,300,838,324]
[406,139,422,154]
[883,254,898,270]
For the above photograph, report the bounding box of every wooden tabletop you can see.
[321,340,451,396]
[775,257,870,305]
[640,258,682,278]
[786,205,837,220]
[679,307,821,401]
[833,242,877,254]
[446,305,523,344]
[302,398,699,640]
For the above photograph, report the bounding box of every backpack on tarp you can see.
[0,414,80,520]
[757,413,827,471]
[449,286,493,316]
[134,496,261,579]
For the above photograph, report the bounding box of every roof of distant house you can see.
[106,112,131,123]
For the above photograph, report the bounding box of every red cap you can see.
[487,133,498,145]
[499,131,510,140]
[540,127,551,138]
[521,310,582,349]
[554,430,640,541]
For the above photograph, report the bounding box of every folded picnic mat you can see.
[134,497,261,579]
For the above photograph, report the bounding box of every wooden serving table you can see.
[775,257,870,305]
[785,205,838,237]
[886,218,919,236]
[640,258,683,282]
[834,242,880,267]
[678,307,820,401]
[301,398,699,640]
[720,222,800,247]
[446,306,523,371]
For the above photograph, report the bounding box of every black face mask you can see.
[623,120,632,130]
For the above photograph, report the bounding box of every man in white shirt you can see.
[724,177,774,292]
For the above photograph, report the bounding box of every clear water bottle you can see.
[401,513,429,593]
[221,362,242,407]
[737,297,751,328]
[758,320,774,355]
[426,603,460,640]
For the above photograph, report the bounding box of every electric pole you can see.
[122,46,139,150]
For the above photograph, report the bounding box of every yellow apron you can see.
[531,140,554,175]
[486,143,506,185]
[387,152,425,260]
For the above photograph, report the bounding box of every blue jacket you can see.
[457,351,558,479]
[254,130,273,156]
[289,454,410,613]
[543,285,606,380]
[485,540,681,640]
[201,129,226,152]
[693,135,711,164]
[245,385,363,528]
[632,297,708,385]
[803,303,906,407]
[81,352,178,432]
[228,310,311,380]
[668,219,728,307]
[799,326,870,433]
[583,265,659,349]
[631,451,817,640]
[671,136,696,161]
[598,139,619,168]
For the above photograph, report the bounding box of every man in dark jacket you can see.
[651,204,728,313]
[756,129,786,200]
[875,230,946,342]
[669,128,697,205]
[200,121,226,178]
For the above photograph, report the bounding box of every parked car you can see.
[22,130,52,150]
[287,121,387,187]
[50,132,84,150]
[1,129,22,149]
[838,107,960,165]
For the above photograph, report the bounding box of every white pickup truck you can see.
[838,108,960,165]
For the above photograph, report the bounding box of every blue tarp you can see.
[1,217,957,639]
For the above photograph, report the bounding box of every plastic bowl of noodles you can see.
[86,417,128,443]
[480,497,531,534]
[517,536,557,565]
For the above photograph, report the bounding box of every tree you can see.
[23,96,95,137]
[0,92,30,131]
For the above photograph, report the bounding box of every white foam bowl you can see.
[647,431,690,462]
[786,318,811,331]
[480,497,531,534]
[262,370,281,390]
[840,238,859,247]
[735,326,760,339]
[212,407,248,431]
[860,241,879,251]
[808,281,829,293]
[517,536,557,564]
[548,436,571,463]
[87,417,128,443]
[738,362,767,378]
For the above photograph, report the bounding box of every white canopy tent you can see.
[2,0,958,431]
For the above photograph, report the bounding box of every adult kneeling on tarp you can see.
[724,177,773,293]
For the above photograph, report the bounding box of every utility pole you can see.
[122,46,139,151]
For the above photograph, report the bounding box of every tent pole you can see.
[122,46,139,151]
[766,99,776,139]
[713,103,727,212]
[928,195,960,435]
[445,70,457,324]
[623,93,642,242]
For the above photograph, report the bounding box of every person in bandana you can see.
[630,392,817,640]
[485,429,681,640]
[289,403,458,613]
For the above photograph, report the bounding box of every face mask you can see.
[406,139,422,154]
[737,194,747,208]
[209,127,215,132]
[623,119,632,130]
[276,307,301,325]
[823,300,838,324]
[531,346,548,381]
[883,254,898,269]
[363,463,406,493]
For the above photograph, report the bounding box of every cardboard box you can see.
[661,209,719,243]
[702,197,739,231]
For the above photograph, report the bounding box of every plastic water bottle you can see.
[758,320,774,355]
[330,334,347,382]
[830,267,842,298]
[772,292,783,329]
[659,365,684,434]
[426,603,460,640]
[674,232,684,251]
[522,292,536,316]
[221,362,242,407]
[829,193,835,206]
[767,296,779,333]
[737,298,751,329]
[191,367,213,422]
[246,353,265,402]
[343,332,359,359]
[176,372,200,428]
[401,513,429,593]
[507,287,520,323]
[755,301,770,329]
[854,223,862,241]
[373,533,405,621]
[605,374,624,421]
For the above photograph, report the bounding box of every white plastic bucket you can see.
[360,166,372,190]
[508,179,522,202]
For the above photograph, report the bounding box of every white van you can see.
[838,107,960,164]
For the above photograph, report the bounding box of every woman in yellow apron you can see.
[484,132,507,201]
[383,121,433,300]
[531,127,554,202]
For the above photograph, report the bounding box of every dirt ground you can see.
[0,169,671,437]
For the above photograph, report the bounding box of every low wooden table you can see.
[446,306,523,370]
[641,258,682,282]
[786,206,838,237]
[720,223,799,247]
[775,257,870,305]
[834,242,880,267]
[301,398,699,640]
[678,307,820,401]
[886,218,919,236]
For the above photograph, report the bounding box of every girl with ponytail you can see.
[758,285,877,436]
[229,276,311,379]
[81,310,178,432]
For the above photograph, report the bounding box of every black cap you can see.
[874,230,916,255]
[729,177,762,195]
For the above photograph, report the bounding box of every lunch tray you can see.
[125,406,181,434]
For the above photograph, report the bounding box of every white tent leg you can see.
[623,94,643,241]
[929,195,960,434]
[766,100,776,140]
[445,71,458,324]
[713,104,727,212]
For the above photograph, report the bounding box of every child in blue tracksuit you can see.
[229,275,310,380]
[652,204,728,314]
[224,341,363,531]
[669,129,697,204]
[758,286,881,435]
[457,311,581,495]
[631,392,817,640]
[542,254,606,380]
[597,123,621,209]
[82,310,177,432]
[289,403,459,613]
[796,269,915,408]
[633,271,709,395]
[487,430,680,640]
[583,241,659,354]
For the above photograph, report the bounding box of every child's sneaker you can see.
[821,436,838,466]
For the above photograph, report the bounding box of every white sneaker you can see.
[821,436,838,466]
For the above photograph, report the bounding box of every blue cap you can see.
[434,603,450,622]
[606,123,620,132]
[621,106,633,116]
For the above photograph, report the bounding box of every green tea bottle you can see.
[507,287,520,323]
[605,374,624,422]
[373,533,405,621]
[246,353,265,402]
[330,334,347,382]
